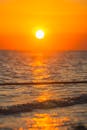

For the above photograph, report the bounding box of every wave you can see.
[0,81,87,86]
[0,94,87,115]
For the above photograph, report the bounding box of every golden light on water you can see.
[19,114,70,130]
[31,54,48,81]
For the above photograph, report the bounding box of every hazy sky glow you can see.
[0,0,87,51]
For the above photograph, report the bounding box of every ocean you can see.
[0,50,87,130]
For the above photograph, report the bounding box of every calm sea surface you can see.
[0,50,87,130]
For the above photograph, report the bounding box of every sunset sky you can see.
[0,0,87,51]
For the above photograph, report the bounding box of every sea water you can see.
[0,50,87,130]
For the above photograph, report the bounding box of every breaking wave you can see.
[0,94,87,115]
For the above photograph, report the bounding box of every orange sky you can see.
[0,0,87,51]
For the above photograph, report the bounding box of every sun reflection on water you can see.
[36,90,53,102]
[20,114,70,130]
[16,54,70,130]
[31,53,49,82]
[16,114,69,130]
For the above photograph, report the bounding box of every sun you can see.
[36,30,45,39]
